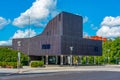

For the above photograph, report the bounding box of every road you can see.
[0,71,120,80]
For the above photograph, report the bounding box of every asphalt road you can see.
[0,71,120,80]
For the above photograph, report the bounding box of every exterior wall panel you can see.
[13,36,61,56]
[12,11,102,56]
[61,36,102,56]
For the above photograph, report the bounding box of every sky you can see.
[0,0,120,46]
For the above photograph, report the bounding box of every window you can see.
[46,31,51,36]
[94,46,98,52]
[47,32,49,35]
[42,44,51,49]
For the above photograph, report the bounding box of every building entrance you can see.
[48,56,60,64]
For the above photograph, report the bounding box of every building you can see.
[90,36,107,42]
[84,36,107,42]
[12,12,102,65]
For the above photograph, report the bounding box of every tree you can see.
[0,47,28,65]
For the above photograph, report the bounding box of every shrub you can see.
[0,62,2,66]
[0,62,6,68]
[0,62,17,68]
[21,60,28,66]
[6,62,17,68]
[30,61,44,67]
[30,61,38,67]
[0,47,28,66]
[39,61,44,67]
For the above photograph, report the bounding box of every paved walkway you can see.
[0,65,120,75]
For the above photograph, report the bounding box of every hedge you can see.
[30,61,44,67]
[0,62,17,68]
[0,47,28,66]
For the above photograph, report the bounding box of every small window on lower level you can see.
[42,44,51,49]
[94,46,98,52]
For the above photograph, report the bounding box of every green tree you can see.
[0,47,28,65]
[82,37,120,65]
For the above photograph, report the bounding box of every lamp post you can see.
[17,41,21,69]
[94,56,96,64]
[86,56,89,64]
[27,16,31,66]
[107,49,110,64]
[104,57,106,65]
[116,57,118,64]
[70,46,73,66]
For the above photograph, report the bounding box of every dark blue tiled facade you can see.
[12,12,102,56]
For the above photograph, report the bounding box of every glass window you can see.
[42,44,51,49]
[94,46,98,52]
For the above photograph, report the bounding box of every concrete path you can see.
[0,65,120,75]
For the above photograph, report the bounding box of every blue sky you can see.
[0,0,120,45]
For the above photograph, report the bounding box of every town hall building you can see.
[12,12,102,65]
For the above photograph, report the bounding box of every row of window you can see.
[41,44,99,52]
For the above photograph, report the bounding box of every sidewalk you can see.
[1,65,120,75]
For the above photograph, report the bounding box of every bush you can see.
[0,62,17,68]
[6,62,17,68]
[0,62,2,66]
[30,61,44,67]
[39,61,44,67]
[0,62,6,68]
[0,47,28,66]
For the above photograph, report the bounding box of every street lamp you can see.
[94,56,96,64]
[116,57,118,64]
[27,16,31,66]
[70,46,73,66]
[107,49,110,64]
[104,57,107,64]
[17,41,21,69]
[86,56,89,64]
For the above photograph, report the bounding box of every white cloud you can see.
[0,29,36,46]
[13,29,36,39]
[96,16,120,38]
[0,17,10,29]
[83,16,88,23]
[83,32,89,37]
[51,11,59,18]
[101,16,120,27]
[0,40,12,46]
[91,24,98,30]
[13,0,57,27]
